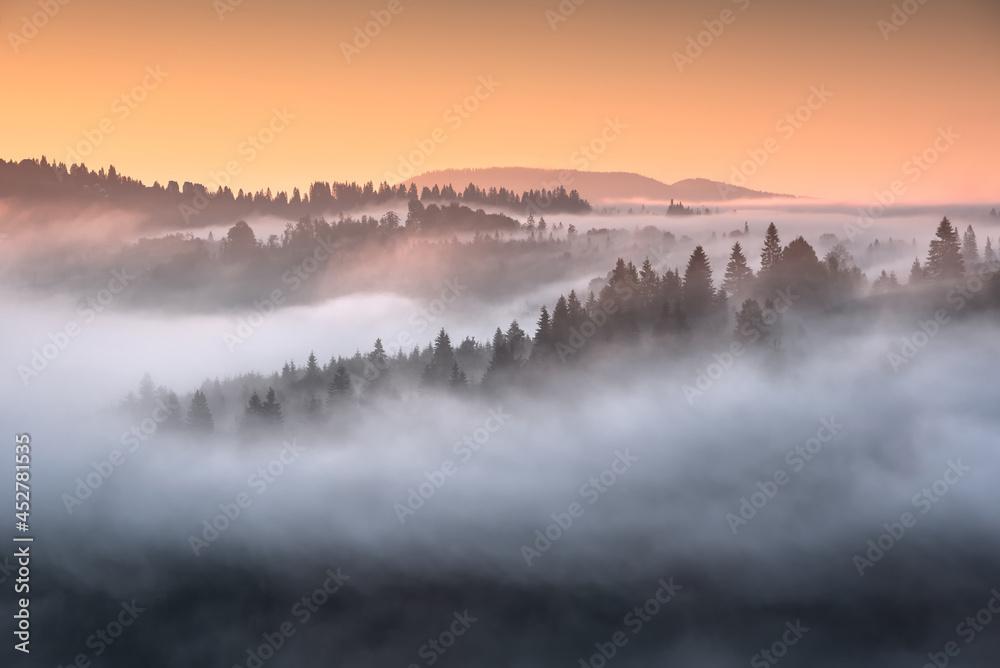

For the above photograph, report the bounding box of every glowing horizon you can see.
[2,0,998,203]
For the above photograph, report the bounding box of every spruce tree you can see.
[551,295,570,346]
[262,388,283,425]
[328,365,353,402]
[506,320,527,363]
[187,390,214,433]
[735,298,765,340]
[908,258,926,285]
[983,237,997,266]
[962,225,980,266]
[681,246,715,317]
[926,217,965,279]
[422,329,456,386]
[448,362,468,388]
[566,290,585,329]
[722,242,754,299]
[531,306,553,361]
[759,222,782,275]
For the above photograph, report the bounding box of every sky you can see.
[2,0,998,202]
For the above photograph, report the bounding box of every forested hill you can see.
[0,157,590,230]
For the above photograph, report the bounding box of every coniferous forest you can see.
[6,2,1000,667]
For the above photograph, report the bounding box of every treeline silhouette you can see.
[123,216,1000,436]
[0,157,590,229]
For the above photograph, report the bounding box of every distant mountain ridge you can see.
[406,167,798,204]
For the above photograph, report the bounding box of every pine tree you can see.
[566,290,585,329]
[244,391,265,432]
[328,365,353,402]
[369,339,388,367]
[722,242,754,299]
[531,306,553,362]
[926,217,965,279]
[984,237,997,265]
[908,258,926,285]
[186,390,214,433]
[681,246,715,317]
[448,362,468,388]
[735,298,765,340]
[759,223,782,275]
[551,295,570,345]
[303,351,321,388]
[962,225,980,266]
[262,388,283,425]
[506,320,527,363]
[639,258,660,307]
[422,329,456,386]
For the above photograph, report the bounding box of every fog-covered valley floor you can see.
[3,203,1000,667]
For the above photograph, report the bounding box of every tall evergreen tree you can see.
[984,237,997,265]
[448,362,468,388]
[962,225,980,266]
[722,242,754,299]
[531,306,553,362]
[186,390,214,433]
[422,329,456,386]
[926,217,965,279]
[566,290,585,329]
[262,388,283,425]
[639,258,660,307]
[506,320,528,363]
[759,222,782,275]
[328,365,353,402]
[551,295,570,346]
[735,298,765,340]
[681,246,715,317]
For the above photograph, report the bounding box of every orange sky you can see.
[2,0,998,202]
